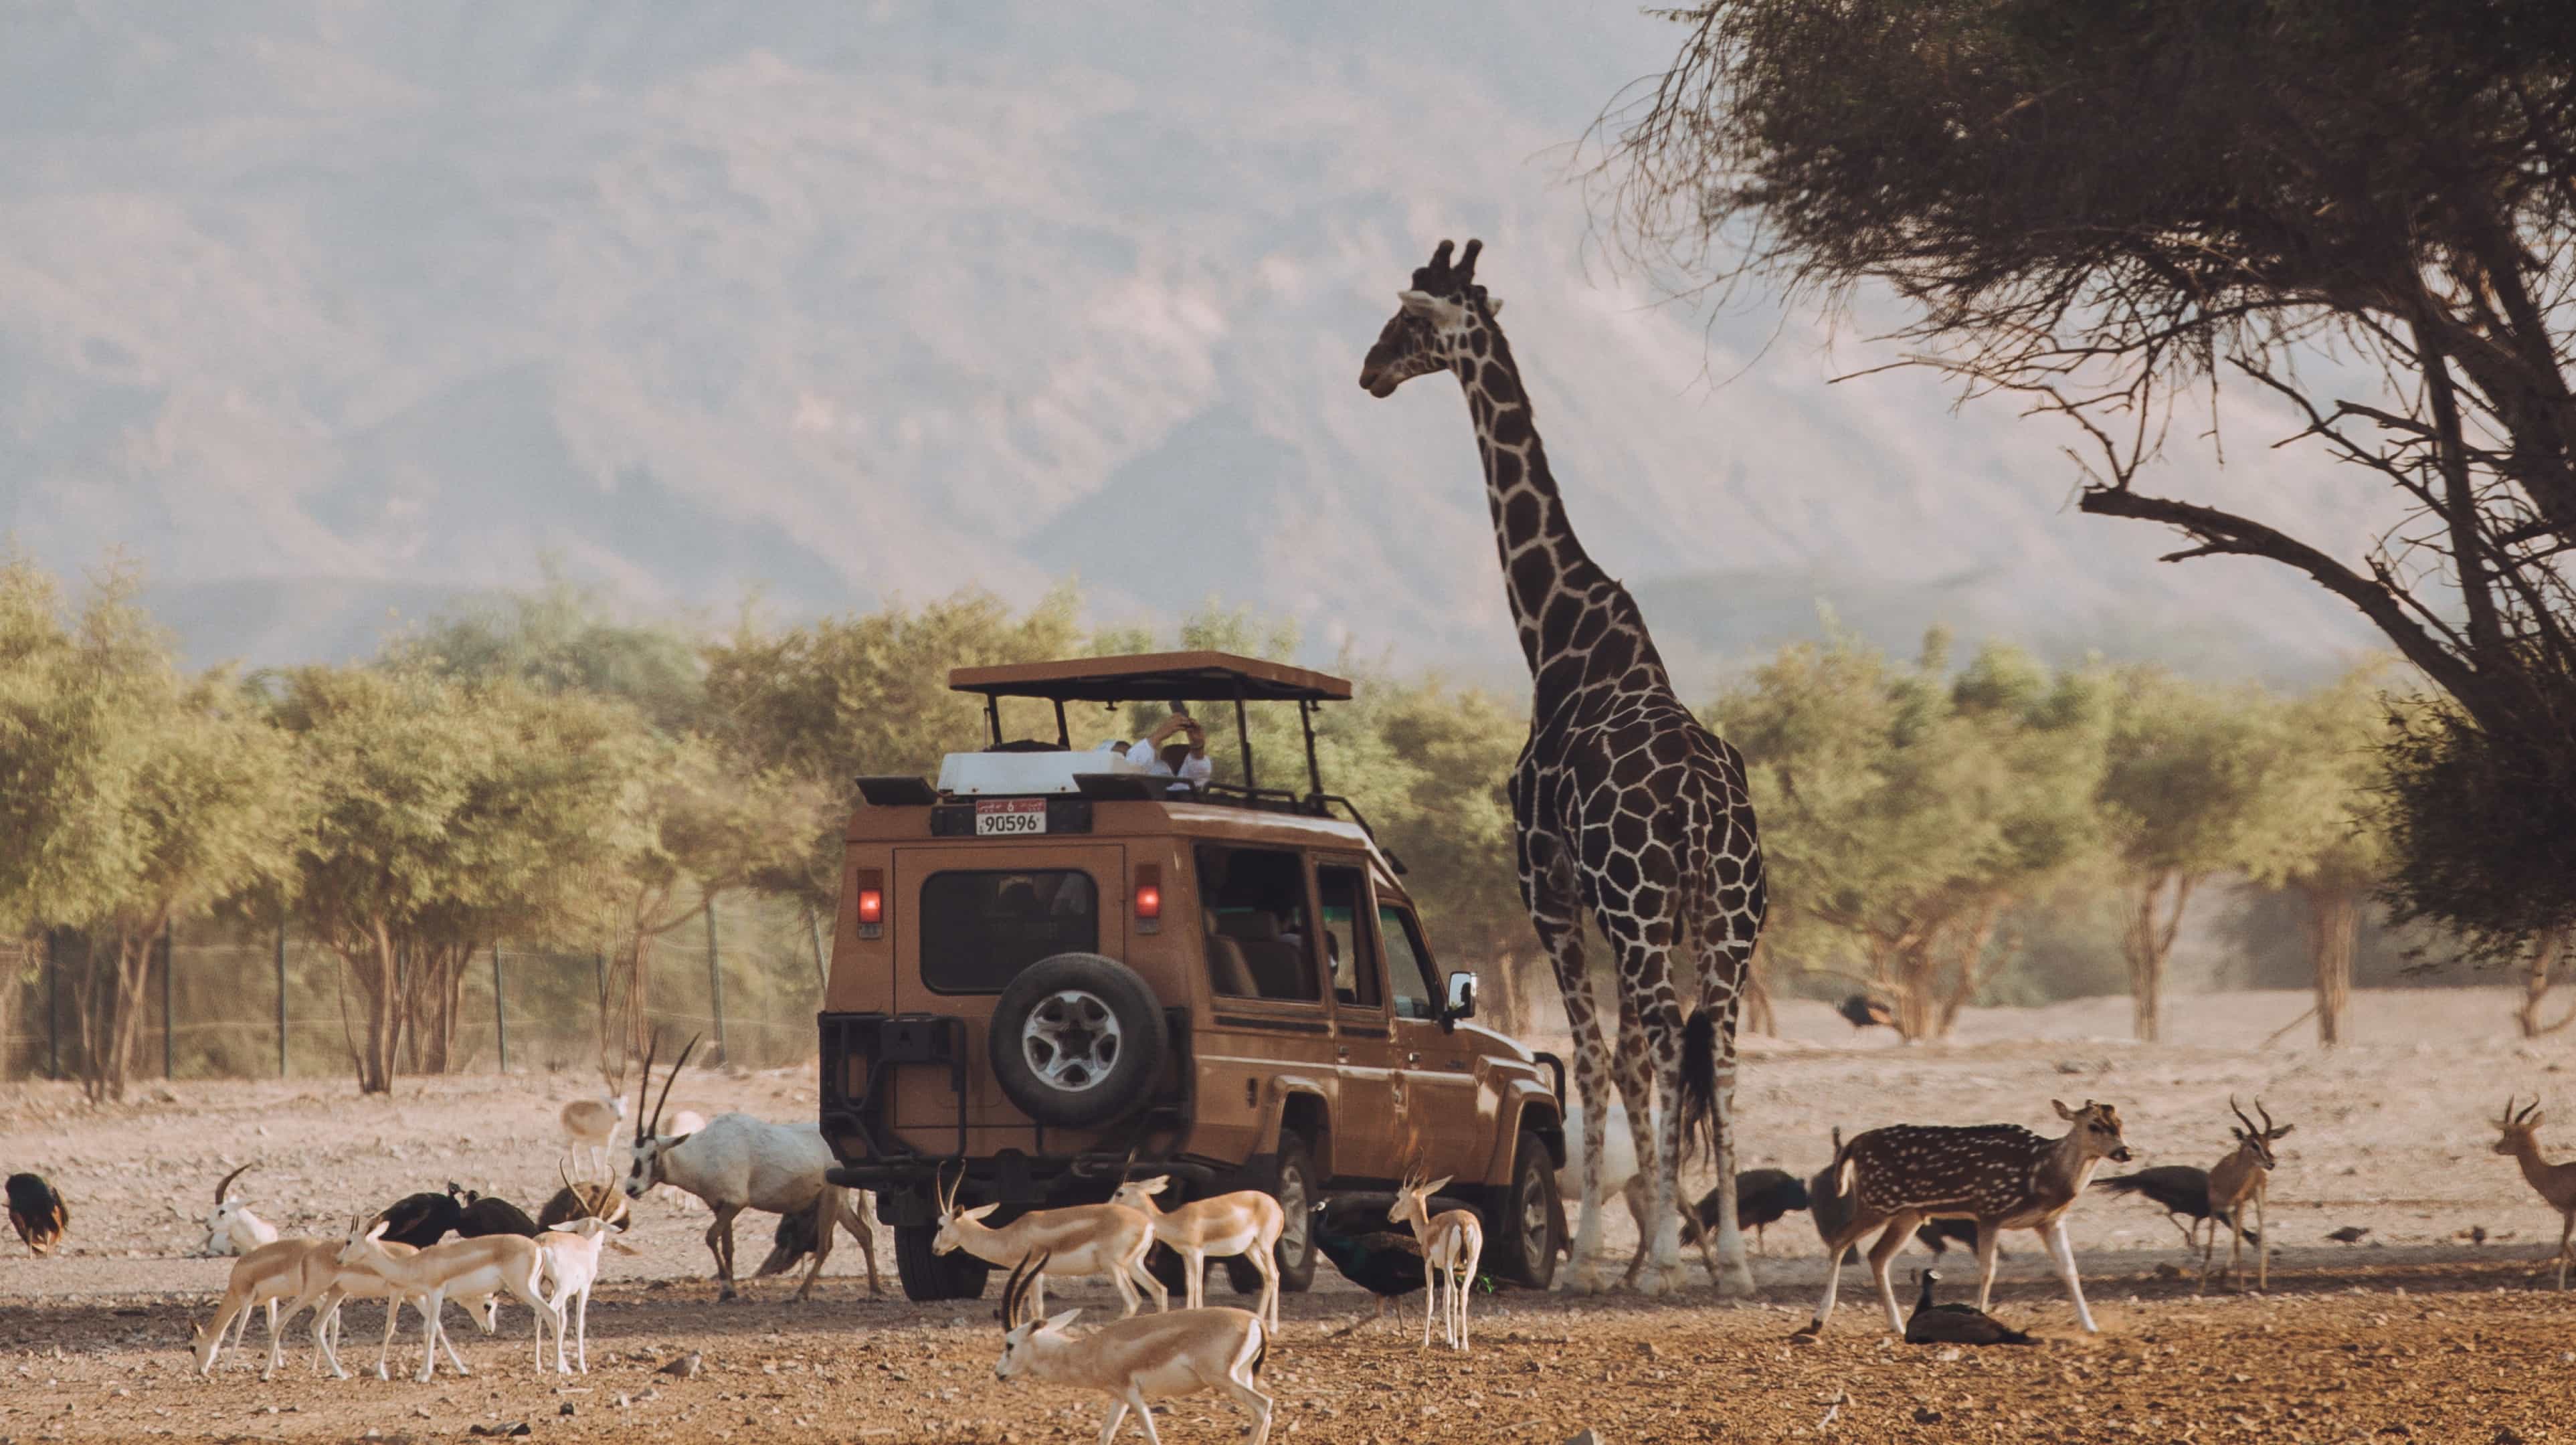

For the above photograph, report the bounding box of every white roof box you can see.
[937,747,1152,797]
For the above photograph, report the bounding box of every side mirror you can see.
[1442,971,1479,1026]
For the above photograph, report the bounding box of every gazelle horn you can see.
[2229,1094,2259,1135]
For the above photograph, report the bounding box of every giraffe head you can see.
[1359,237,1502,397]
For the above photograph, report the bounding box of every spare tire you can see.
[988,952,1167,1128]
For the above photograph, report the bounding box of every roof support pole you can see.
[984,694,1004,749]
[1233,684,1256,793]
[1299,700,1323,809]
[1052,698,1070,749]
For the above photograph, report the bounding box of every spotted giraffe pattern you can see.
[1359,239,1767,1295]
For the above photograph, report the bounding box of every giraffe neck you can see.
[1457,310,1670,708]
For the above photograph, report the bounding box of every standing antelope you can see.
[560,1092,629,1174]
[2494,1096,2576,1290]
[193,1237,333,1377]
[1109,1175,1284,1329]
[2203,1096,2293,1292]
[198,1163,279,1258]
[337,1216,555,1382]
[1801,1099,2132,1337]
[993,1251,1273,1445]
[618,1035,881,1300]
[931,1165,1166,1320]
[1388,1173,1483,1352]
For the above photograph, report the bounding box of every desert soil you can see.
[3,986,2571,1444]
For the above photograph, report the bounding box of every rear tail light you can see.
[1135,863,1163,933]
[855,868,885,939]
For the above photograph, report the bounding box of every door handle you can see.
[1406,1051,1421,1066]
[1336,1045,1351,1060]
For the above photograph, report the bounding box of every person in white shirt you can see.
[1123,711,1212,789]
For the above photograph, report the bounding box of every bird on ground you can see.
[2326,1225,2370,1244]
[452,1184,540,1238]
[6,1173,68,1256]
[1912,1218,2009,1258]
[1685,1169,1811,1254]
[1904,1269,2035,1346]
[1836,995,1895,1032]
[1312,1196,1428,1333]
[371,1186,466,1249]
[2092,1164,2258,1250]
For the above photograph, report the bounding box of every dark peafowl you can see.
[1315,1196,1484,1333]
[1904,1268,2036,1346]
[1836,994,1895,1032]
[1913,1218,2008,1258]
[1683,1168,1811,1254]
[2092,1164,2258,1252]
[372,1187,465,1249]
[7,1172,68,1256]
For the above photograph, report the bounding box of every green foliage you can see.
[383,573,708,735]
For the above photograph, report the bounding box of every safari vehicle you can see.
[817,651,1566,1301]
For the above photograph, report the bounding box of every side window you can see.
[1194,844,1319,1001]
[1379,902,1441,1020]
[1316,864,1380,1008]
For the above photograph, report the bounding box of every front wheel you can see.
[893,1224,991,1302]
[1228,1131,1320,1293]
[1484,1129,1562,1288]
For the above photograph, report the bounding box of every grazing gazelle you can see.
[1801,1099,2132,1336]
[2494,1096,2576,1290]
[2203,1096,2294,1292]
[1108,1175,1284,1329]
[992,1251,1273,1445]
[931,1165,1165,1321]
[1388,1172,1483,1352]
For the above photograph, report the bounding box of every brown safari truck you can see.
[818,651,1566,1301]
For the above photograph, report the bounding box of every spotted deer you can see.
[1800,1100,2132,1336]
[2203,1096,2292,1293]
[2493,1096,2576,1290]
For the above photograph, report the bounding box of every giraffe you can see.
[1357,238,1768,1295]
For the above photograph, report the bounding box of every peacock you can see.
[1313,1195,1505,1331]
[7,1172,68,1256]
[1904,1268,2036,1346]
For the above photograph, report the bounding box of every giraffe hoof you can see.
[1716,1263,1758,1300]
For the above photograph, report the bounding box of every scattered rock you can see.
[1914,1408,1944,1424]
[1565,1432,1605,1445]
[467,1426,531,1440]
[658,1351,703,1379]
[559,1402,577,1417]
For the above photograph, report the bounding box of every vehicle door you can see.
[889,844,1123,1150]
[1315,856,1398,1184]
[1378,893,1489,1183]
[1188,842,1336,1168]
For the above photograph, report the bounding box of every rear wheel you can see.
[893,1224,991,1302]
[1485,1129,1562,1288]
[1237,1131,1317,1293]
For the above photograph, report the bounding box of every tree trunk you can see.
[2122,872,2196,1043]
[1877,931,1938,1042]
[335,923,403,1095]
[1742,936,1778,1038]
[1934,896,2007,1039]
[2302,884,2358,1046]
[2517,928,2576,1038]
[601,933,654,1089]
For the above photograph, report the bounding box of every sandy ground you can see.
[2,986,2571,1443]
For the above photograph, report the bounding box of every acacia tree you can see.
[2098,671,2276,1042]
[1716,632,2108,1040]
[1599,0,2576,954]
[0,561,303,1100]
[2234,667,2393,1044]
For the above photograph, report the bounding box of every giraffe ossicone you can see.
[1358,237,1768,1297]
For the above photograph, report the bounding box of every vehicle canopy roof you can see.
[947,650,1352,705]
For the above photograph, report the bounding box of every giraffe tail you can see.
[1681,1008,1720,1169]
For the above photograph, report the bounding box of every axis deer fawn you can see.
[2494,1096,2576,1290]
[1801,1099,2132,1336]
[2203,1096,2292,1292]
[1388,1172,1483,1352]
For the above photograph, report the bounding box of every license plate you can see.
[975,798,1047,836]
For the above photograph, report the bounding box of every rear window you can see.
[919,870,1099,993]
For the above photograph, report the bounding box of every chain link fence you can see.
[0,894,829,1086]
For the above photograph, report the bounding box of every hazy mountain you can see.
[2,2,2398,681]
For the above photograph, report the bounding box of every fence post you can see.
[46,934,60,1080]
[491,944,509,1073]
[705,898,727,1066]
[274,922,288,1078]
[806,904,828,989]
[162,918,175,1080]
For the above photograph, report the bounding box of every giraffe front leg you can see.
[1693,929,1758,1298]
[1636,986,1692,1297]
[1534,905,1615,1294]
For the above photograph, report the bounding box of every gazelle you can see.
[192,1237,332,1377]
[1801,1099,2132,1337]
[537,1185,634,1375]
[932,1165,1166,1320]
[994,1251,1273,1445]
[337,1216,555,1381]
[197,1162,279,1258]
[2494,1096,2576,1290]
[2203,1096,2293,1292]
[619,1034,882,1300]
[560,1092,629,1175]
[1388,1172,1483,1351]
[1108,1175,1284,1329]
[290,1228,459,1382]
